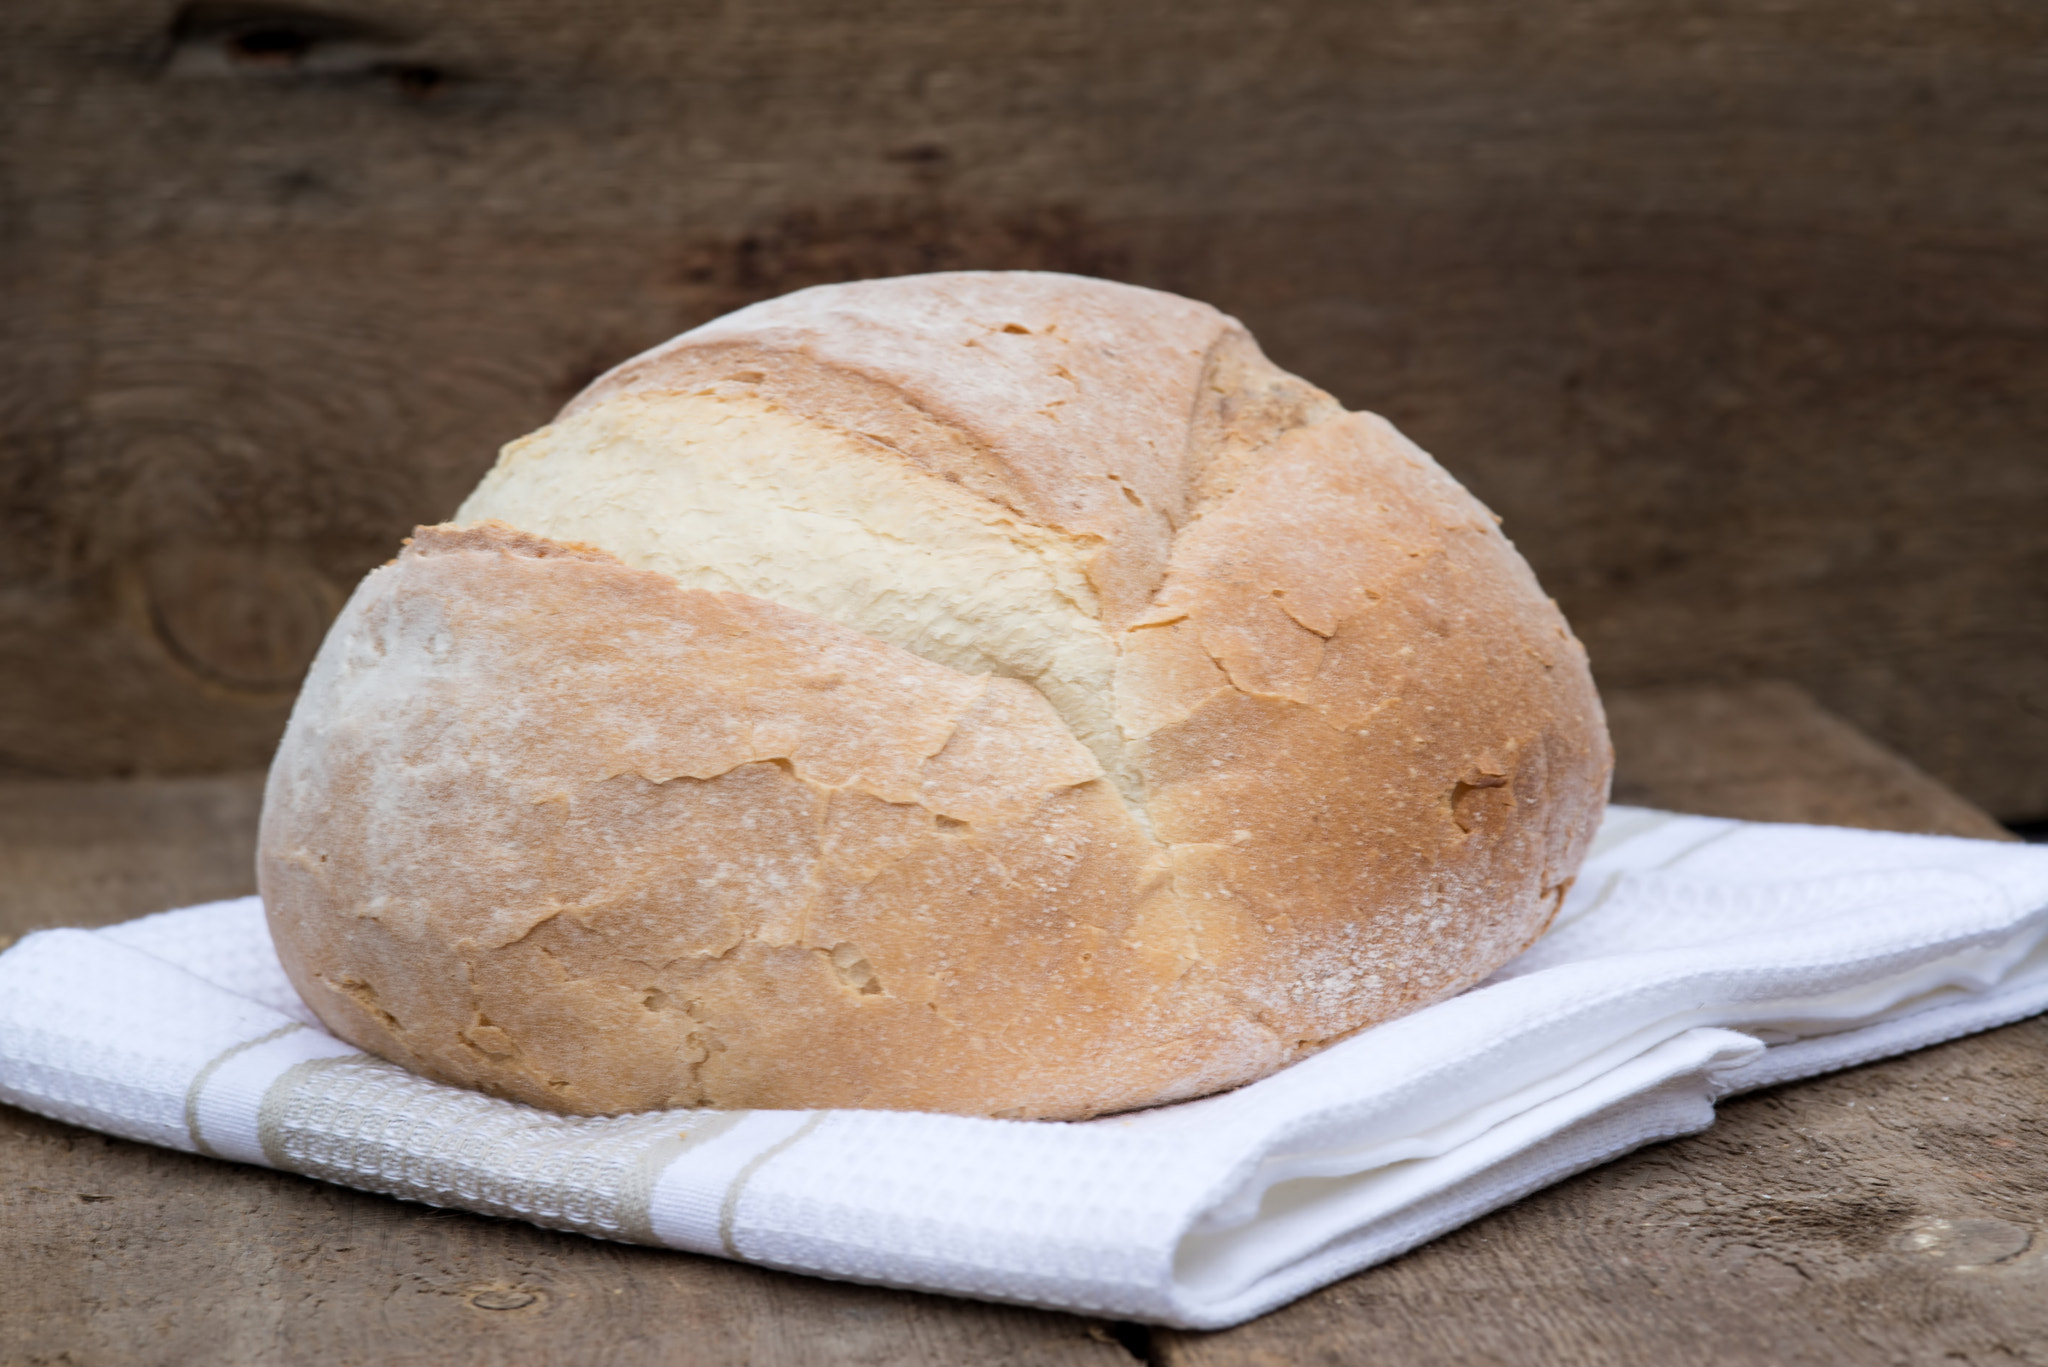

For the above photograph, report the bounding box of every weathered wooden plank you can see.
[0,773,265,942]
[4,0,2046,820]
[1605,680,2016,843]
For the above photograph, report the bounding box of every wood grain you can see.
[0,773,265,944]
[3,1,2046,820]
[0,1106,1137,1366]
[0,682,2036,1364]
[1605,680,2017,843]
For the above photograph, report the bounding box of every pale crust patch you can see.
[456,389,1135,801]
[260,272,1610,1120]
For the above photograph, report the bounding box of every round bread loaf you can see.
[259,271,1611,1121]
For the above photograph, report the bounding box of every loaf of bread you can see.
[259,272,1611,1121]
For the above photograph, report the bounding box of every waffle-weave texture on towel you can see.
[3,808,2047,1328]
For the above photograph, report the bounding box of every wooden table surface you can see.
[2,681,2040,1366]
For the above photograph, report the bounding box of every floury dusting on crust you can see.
[259,271,1612,1120]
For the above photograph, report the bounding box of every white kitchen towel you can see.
[3,806,2047,1329]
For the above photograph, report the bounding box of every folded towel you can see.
[3,807,2045,1329]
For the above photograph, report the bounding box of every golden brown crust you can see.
[1124,413,1607,1047]
[260,272,1611,1120]
[264,523,1257,1117]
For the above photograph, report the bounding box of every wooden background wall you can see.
[4,0,2045,822]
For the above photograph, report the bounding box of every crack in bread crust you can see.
[261,272,1610,1120]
